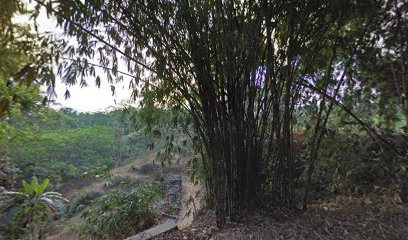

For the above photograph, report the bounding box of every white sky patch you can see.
[52,81,134,112]
[19,3,135,112]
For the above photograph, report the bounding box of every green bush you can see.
[102,176,134,190]
[309,133,408,201]
[79,183,163,240]
[0,156,20,189]
[67,190,104,217]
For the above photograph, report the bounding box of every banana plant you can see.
[1,176,69,236]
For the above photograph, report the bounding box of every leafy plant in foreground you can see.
[0,177,68,239]
[80,182,163,240]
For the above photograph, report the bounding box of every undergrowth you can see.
[307,133,408,204]
[79,182,164,240]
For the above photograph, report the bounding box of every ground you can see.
[177,176,202,230]
[155,197,408,240]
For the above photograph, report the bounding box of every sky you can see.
[25,4,135,112]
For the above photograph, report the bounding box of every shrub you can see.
[309,133,408,201]
[102,176,133,190]
[0,156,20,190]
[67,190,104,217]
[79,183,163,240]
[81,164,112,181]
[139,163,157,175]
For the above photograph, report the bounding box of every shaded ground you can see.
[177,177,202,230]
[155,197,408,240]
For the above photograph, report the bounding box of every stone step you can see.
[124,220,177,240]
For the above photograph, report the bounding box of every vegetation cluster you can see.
[0,0,408,239]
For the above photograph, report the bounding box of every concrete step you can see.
[124,220,177,240]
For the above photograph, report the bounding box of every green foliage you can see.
[0,104,184,194]
[0,156,20,189]
[0,177,68,239]
[67,190,103,217]
[308,133,408,201]
[0,109,116,189]
[21,177,50,198]
[102,176,133,190]
[1,0,406,232]
[81,164,112,181]
[48,0,402,223]
[0,0,56,118]
[353,1,408,133]
[80,183,163,240]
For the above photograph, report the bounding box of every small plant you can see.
[80,183,163,240]
[0,177,68,239]
[103,175,134,190]
[67,190,104,217]
[81,164,113,181]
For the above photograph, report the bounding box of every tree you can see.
[0,108,116,188]
[0,0,56,118]
[36,0,389,226]
[354,1,408,133]
[0,1,58,189]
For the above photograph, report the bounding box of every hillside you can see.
[48,151,200,240]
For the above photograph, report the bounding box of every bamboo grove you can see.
[32,0,408,226]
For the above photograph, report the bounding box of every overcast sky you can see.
[30,6,134,112]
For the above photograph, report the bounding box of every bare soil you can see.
[177,177,203,230]
[155,197,408,240]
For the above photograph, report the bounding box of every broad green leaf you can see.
[37,179,49,195]
[31,176,39,190]
[22,180,34,196]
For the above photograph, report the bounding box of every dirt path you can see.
[177,176,202,229]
